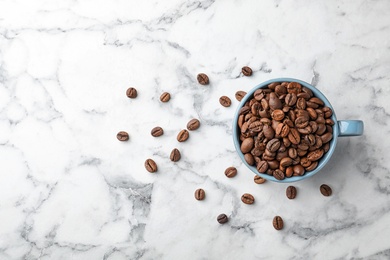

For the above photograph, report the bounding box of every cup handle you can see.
[338,120,364,136]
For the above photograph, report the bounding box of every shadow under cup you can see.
[232,78,364,183]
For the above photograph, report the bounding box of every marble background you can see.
[0,0,389,259]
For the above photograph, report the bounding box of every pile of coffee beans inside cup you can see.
[237,81,334,180]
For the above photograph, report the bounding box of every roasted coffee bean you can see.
[297,149,307,157]
[145,159,157,173]
[323,142,330,153]
[297,92,311,100]
[261,98,269,110]
[280,157,293,167]
[177,129,189,142]
[269,92,282,110]
[273,169,285,180]
[321,133,333,143]
[219,96,232,107]
[310,97,324,106]
[251,103,261,116]
[217,214,228,224]
[151,126,164,137]
[302,87,313,97]
[197,73,209,85]
[306,101,319,109]
[285,93,297,106]
[271,109,285,121]
[254,89,265,101]
[286,186,297,199]
[254,175,266,184]
[245,153,255,165]
[306,161,318,171]
[170,148,181,162]
[325,118,335,126]
[276,150,288,161]
[266,138,281,152]
[275,84,287,95]
[160,92,171,102]
[126,87,137,98]
[296,98,306,110]
[235,90,247,101]
[249,121,263,133]
[276,123,290,137]
[300,157,311,167]
[267,160,279,170]
[194,188,205,200]
[257,160,269,173]
[323,106,333,118]
[307,149,324,161]
[288,128,301,145]
[273,216,284,230]
[320,184,332,196]
[307,107,317,120]
[310,121,318,133]
[187,118,200,131]
[288,148,298,159]
[117,131,129,141]
[241,138,254,153]
[326,125,333,134]
[316,116,325,125]
[225,167,237,178]
[287,82,302,94]
[293,165,305,176]
[239,106,250,115]
[263,125,275,139]
[242,66,253,76]
[295,116,309,128]
[241,193,255,204]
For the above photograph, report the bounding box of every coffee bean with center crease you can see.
[273,169,285,180]
[320,184,332,196]
[126,87,137,98]
[242,66,253,76]
[145,159,157,173]
[151,126,164,137]
[177,129,189,142]
[235,91,247,101]
[187,119,200,131]
[254,175,266,184]
[117,131,129,141]
[266,138,281,152]
[219,96,232,107]
[288,128,301,145]
[197,73,209,85]
[273,216,284,230]
[225,167,237,178]
[257,160,269,173]
[194,188,205,200]
[160,92,171,102]
[217,214,228,224]
[286,186,297,199]
[170,148,181,162]
[307,149,324,161]
[241,193,255,204]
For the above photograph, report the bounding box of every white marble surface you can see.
[0,0,390,259]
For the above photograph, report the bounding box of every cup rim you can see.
[232,78,339,183]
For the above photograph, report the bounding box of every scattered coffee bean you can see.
[217,214,228,224]
[254,175,266,184]
[194,188,205,200]
[224,167,237,178]
[242,66,253,76]
[235,91,247,101]
[177,129,189,142]
[117,131,129,141]
[273,216,284,230]
[241,193,255,204]
[145,159,157,173]
[151,126,164,137]
[160,92,171,102]
[236,81,334,179]
[126,87,137,98]
[187,118,200,131]
[170,148,181,162]
[286,186,297,199]
[197,73,209,85]
[219,96,232,107]
[320,184,332,196]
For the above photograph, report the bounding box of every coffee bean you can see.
[244,153,255,165]
[273,216,284,230]
[286,186,297,199]
[320,184,332,196]
[254,89,265,101]
[117,131,129,141]
[271,109,285,121]
[306,161,318,171]
[266,138,281,152]
[280,157,293,167]
[254,175,266,184]
[126,87,137,98]
[323,106,333,118]
[288,128,301,145]
[187,119,200,131]
[197,73,209,85]
[194,188,205,200]
[160,92,171,102]
[241,137,254,153]
[293,165,305,176]
[170,148,181,162]
[321,133,333,143]
[145,159,157,173]
[177,129,189,142]
[273,169,285,180]
[286,166,294,177]
[242,66,253,76]
[287,82,302,94]
[225,167,237,178]
[257,160,268,173]
[151,126,164,137]
[235,91,247,101]
[217,214,228,224]
[241,193,255,204]
[219,96,232,107]
[307,149,324,161]
[310,97,324,106]
[269,92,282,110]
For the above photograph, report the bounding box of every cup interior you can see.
[232,78,339,183]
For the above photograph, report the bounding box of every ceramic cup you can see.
[232,78,364,183]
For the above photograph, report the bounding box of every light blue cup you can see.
[232,78,364,183]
